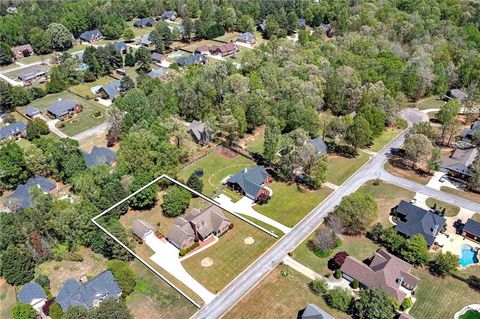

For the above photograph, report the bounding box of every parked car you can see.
[439,175,447,183]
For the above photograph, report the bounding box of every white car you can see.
[439,175,447,183]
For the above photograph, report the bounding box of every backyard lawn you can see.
[69,76,115,99]
[425,197,460,217]
[368,128,402,152]
[19,53,55,65]
[357,181,415,225]
[410,267,480,319]
[126,20,155,38]
[441,186,480,204]
[177,150,255,196]
[126,260,197,319]
[415,95,445,110]
[65,44,89,54]
[225,46,250,62]
[182,213,276,293]
[20,91,106,137]
[213,32,240,43]
[254,182,333,227]
[0,280,16,319]
[244,127,265,154]
[327,151,369,185]
[224,265,349,319]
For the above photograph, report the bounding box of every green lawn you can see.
[368,128,402,152]
[293,234,379,275]
[245,128,265,154]
[327,151,369,185]
[410,267,480,319]
[425,197,460,217]
[0,281,16,319]
[415,96,445,110]
[69,76,115,99]
[254,182,333,227]
[242,215,285,238]
[126,20,156,38]
[126,260,196,319]
[65,44,89,54]
[472,214,480,222]
[177,151,255,196]
[182,213,276,293]
[224,265,349,319]
[226,47,250,62]
[441,186,480,204]
[213,32,240,43]
[20,91,106,137]
[18,53,55,64]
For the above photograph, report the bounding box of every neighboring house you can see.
[6,6,17,14]
[441,147,478,179]
[47,99,82,120]
[177,53,207,67]
[151,52,166,63]
[82,146,116,168]
[444,88,468,102]
[132,219,155,240]
[226,166,271,201]
[257,22,267,33]
[340,248,420,303]
[11,44,34,59]
[299,304,334,319]
[71,51,84,60]
[168,205,232,249]
[18,66,49,84]
[462,219,480,244]
[148,67,168,79]
[6,176,56,210]
[304,137,328,156]
[134,17,155,28]
[113,41,127,54]
[80,29,103,43]
[187,120,212,146]
[195,45,210,55]
[137,34,153,47]
[0,121,26,142]
[461,120,479,142]
[161,10,177,21]
[210,42,238,57]
[97,80,121,101]
[56,271,122,311]
[298,18,307,30]
[394,200,446,246]
[18,283,47,312]
[320,23,335,37]
[237,32,256,45]
[25,106,42,118]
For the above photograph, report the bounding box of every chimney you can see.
[244,167,248,173]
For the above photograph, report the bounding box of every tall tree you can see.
[404,133,432,169]
[0,142,29,190]
[46,23,73,51]
[263,117,283,162]
[354,288,398,319]
[333,192,377,235]
[345,115,373,151]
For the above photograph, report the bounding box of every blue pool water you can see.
[460,244,479,267]
[168,51,183,58]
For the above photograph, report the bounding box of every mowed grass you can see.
[410,267,480,319]
[0,280,16,319]
[245,127,265,154]
[126,20,155,38]
[441,186,480,204]
[415,95,445,110]
[224,265,349,319]
[425,197,460,217]
[182,213,276,293]
[384,161,432,185]
[327,151,369,185]
[255,182,333,227]
[368,128,402,152]
[357,181,415,225]
[293,234,379,275]
[20,91,106,137]
[69,76,115,99]
[213,32,239,43]
[126,260,196,319]
[177,150,255,196]
[226,47,250,62]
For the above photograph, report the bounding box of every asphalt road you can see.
[191,109,480,319]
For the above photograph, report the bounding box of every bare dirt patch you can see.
[244,236,255,245]
[201,257,214,267]
[216,146,239,159]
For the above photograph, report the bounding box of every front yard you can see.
[425,197,460,217]
[181,213,276,293]
[367,128,402,153]
[224,265,349,319]
[441,186,480,204]
[384,161,432,185]
[415,95,445,110]
[326,151,369,185]
[255,182,333,227]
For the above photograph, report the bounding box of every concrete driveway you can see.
[215,194,292,234]
[426,171,458,191]
[144,233,216,304]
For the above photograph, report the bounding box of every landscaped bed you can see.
[425,197,460,217]
[326,151,369,185]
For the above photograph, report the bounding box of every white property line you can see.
[91,174,278,308]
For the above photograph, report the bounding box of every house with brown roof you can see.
[11,44,34,59]
[340,248,420,303]
[195,45,210,55]
[132,219,155,240]
[167,205,232,249]
[210,42,238,57]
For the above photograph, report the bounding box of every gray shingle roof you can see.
[300,304,333,319]
[227,166,270,199]
[132,219,155,239]
[187,120,211,144]
[305,137,327,156]
[134,18,154,27]
[138,34,152,46]
[463,219,480,238]
[148,68,167,78]
[237,32,256,43]
[47,99,78,118]
[99,80,121,100]
[25,106,41,117]
[177,54,207,67]
[395,200,446,246]
[442,147,478,176]
[80,29,103,42]
[6,176,56,210]
[18,283,46,305]
[56,271,121,311]
[162,11,176,19]
[168,217,195,249]
[151,52,165,62]
[0,121,26,140]
[113,41,127,53]
[81,146,116,167]
[18,65,48,82]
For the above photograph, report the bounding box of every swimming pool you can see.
[168,51,183,58]
[460,244,479,267]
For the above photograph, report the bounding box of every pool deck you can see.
[438,233,480,268]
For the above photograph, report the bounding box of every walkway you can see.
[72,122,109,141]
[144,233,216,304]
[215,194,292,234]
[46,118,68,138]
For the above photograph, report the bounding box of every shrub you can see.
[324,288,353,312]
[351,279,359,289]
[35,274,50,289]
[400,297,413,311]
[163,186,192,217]
[395,117,408,129]
[49,302,63,319]
[329,251,349,270]
[334,269,342,279]
[107,260,136,296]
[309,279,328,295]
[12,302,36,319]
[179,242,200,256]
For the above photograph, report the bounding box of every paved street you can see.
[191,109,480,319]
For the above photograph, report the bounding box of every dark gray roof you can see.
[306,137,327,156]
[18,66,48,82]
[395,200,446,246]
[298,18,307,28]
[237,32,255,43]
[162,11,176,19]
[81,146,116,167]
[25,106,41,117]
[300,304,333,319]
[461,120,480,139]
[18,283,46,305]
[0,121,26,140]
[99,80,121,100]
[47,99,78,118]
[446,89,468,101]
[6,176,56,210]
[148,68,167,78]
[71,51,84,60]
[151,52,165,61]
[134,18,154,27]
[132,219,155,239]
[56,271,121,311]
[258,22,267,32]
[227,166,270,199]
[187,120,211,142]
[441,147,478,176]
[113,41,127,53]
[80,29,103,42]
[177,54,207,67]
[138,34,152,46]
[464,219,480,238]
